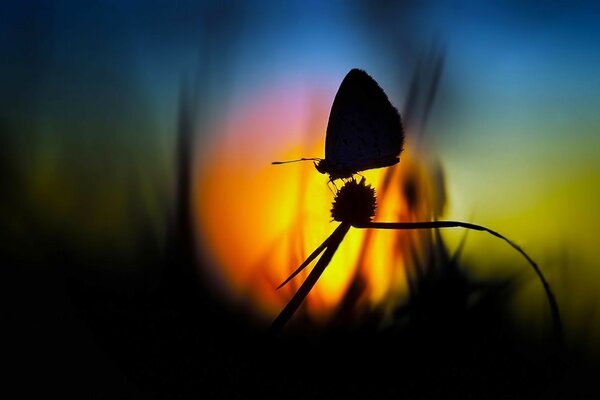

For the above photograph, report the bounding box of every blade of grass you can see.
[276,228,336,290]
[269,222,351,333]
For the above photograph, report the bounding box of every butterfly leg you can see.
[327,179,339,195]
[354,173,365,182]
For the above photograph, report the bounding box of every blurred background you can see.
[3,0,600,398]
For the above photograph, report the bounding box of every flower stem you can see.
[269,222,351,333]
[276,230,334,290]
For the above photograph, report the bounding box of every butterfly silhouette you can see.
[273,68,404,181]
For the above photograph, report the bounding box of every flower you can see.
[330,178,376,226]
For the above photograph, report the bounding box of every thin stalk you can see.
[355,220,563,344]
[269,222,351,333]
[277,231,334,290]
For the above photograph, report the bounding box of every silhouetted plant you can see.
[269,177,562,347]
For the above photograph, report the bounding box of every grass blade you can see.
[355,220,563,344]
[276,229,336,290]
[269,222,351,333]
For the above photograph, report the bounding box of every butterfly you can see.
[273,68,404,181]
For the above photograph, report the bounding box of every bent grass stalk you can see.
[355,220,563,342]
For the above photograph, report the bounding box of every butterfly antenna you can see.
[271,157,321,165]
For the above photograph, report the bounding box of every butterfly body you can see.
[314,156,399,181]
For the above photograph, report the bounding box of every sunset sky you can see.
[3,0,600,353]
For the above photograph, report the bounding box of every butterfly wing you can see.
[325,69,404,177]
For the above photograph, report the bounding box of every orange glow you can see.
[193,83,445,326]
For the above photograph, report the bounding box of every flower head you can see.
[331,178,376,226]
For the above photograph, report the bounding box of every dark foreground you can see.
[5,247,600,400]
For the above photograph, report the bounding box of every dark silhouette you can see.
[273,69,405,182]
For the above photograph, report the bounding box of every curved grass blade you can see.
[355,220,563,344]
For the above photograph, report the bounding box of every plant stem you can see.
[269,222,351,333]
[277,230,334,290]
